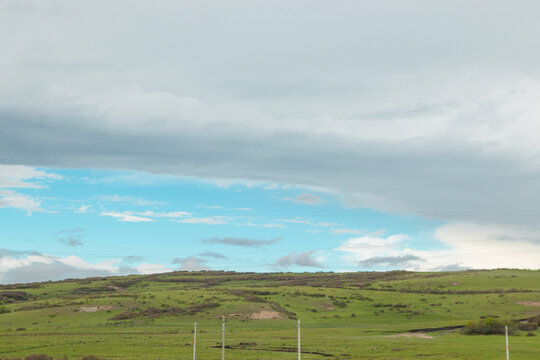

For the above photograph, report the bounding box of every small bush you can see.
[518,323,538,331]
[82,355,105,360]
[526,332,536,337]
[24,355,53,360]
[528,314,540,326]
[462,318,517,335]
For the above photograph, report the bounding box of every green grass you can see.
[0,269,539,359]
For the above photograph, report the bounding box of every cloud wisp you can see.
[99,211,155,223]
[96,195,164,206]
[178,216,231,225]
[357,255,425,269]
[201,236,281,248]
[56,228,85,247]
[198,252,228,259]
[284,193,325,206]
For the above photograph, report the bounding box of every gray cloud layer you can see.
[56,228,85,247]
[357,255,425,269]
[201,237,281,248]
[0,249,40,258]
[274,251,323,269]
[198,252,228,259]
[2,1,540,227]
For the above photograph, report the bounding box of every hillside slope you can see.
[0,269,539,359]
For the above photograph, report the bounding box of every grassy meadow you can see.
[0,269,539,359]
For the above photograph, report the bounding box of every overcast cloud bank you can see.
[2,1,540,280]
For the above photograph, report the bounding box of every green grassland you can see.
[0,269,539,359]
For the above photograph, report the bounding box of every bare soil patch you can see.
[79,306,113,312]
[517,301,540,307]
[249,310,283,319]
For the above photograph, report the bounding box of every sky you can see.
[1,0,540,283]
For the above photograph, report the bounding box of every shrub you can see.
[462,318,517,335]
[82,356,105,360]
[518,323,538,331]
[24,355,53,360]
[528,314,540,326]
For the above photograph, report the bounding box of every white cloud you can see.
[135,210,191,218]
[96,194,163,206]
[284,193,325,206]
[0,166,61,214]
[278,218,312,224]
[317,222,342,227]
[98,210,190,222]
[337,234,410,264]
[0,165,61,189]
[333,228,364,235]
[99,211,155,222]
[0,251,171,283]
[236,221,286,229]
[0,254,114,283]
[77,204,91,213]
[197,205,224,209]
[136,263,172,275]
[172,256,210,271]
[337,223,540,271]
[424,222,540,270]
[0,191,42,215]
[178,216,231,225]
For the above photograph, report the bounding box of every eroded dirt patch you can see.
[250,310,283,319]
[517,301,540,307]
[79,306,113,312]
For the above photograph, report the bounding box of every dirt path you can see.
[517,301,540,307]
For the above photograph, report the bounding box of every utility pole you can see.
[222,315,225,360]
[298,319,301,360]
[505,325,509,360]
[193,321,197,360]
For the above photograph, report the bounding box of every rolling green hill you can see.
[0,269,539,359]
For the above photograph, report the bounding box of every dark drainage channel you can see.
[211,345,333,357]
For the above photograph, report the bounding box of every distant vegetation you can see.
[0,269,538,359]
